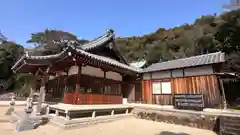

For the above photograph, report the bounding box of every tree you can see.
[27,29,79,53]
[116,14,221,65]
[26,32,45,46]
[0,42,24,79]
[0,31,7,44]
[215,9,240,72]
[12,73,37,96]
[0,40,24,92]
[27,29,78,45]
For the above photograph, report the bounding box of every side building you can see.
[141,52,226,108]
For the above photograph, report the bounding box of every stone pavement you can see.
[0,117,217,135]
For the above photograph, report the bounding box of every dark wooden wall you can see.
[123,75,142,102]
[142,75,222,108]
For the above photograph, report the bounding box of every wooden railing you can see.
[64,92,123,104]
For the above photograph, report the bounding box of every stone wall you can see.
[132,110,219,132]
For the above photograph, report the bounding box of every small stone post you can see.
[125,109,129,114]
[92,111,96,118]
[66,112,71,120]
[25,97,33,115]
[5,96,16,115]
[111,110,114,116]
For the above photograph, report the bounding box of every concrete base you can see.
[47,104,134,128]
[122,98,128,104]
[50,114,133,129]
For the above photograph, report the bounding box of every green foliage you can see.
[116,14,221,66]
[12,73,37,95]
[0,42,24,79]
[26,29,78,47]
[214,10,240,72]
[116,9,240,71]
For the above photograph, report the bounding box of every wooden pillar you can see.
[74,65,82,104]
[55,77,60,100]
[75,65,82,92]
[64,68,69,92]
[219,78,227,109]
[103,70,106,94]
[63,69,69,104]
[101,69,107,94]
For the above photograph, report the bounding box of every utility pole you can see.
[223,0,240,10]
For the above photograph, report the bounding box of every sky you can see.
[0,0,229,48]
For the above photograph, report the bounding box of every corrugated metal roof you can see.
[143,52,225,72]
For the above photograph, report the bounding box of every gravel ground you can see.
[0,106,217,135]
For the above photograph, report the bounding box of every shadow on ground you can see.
[33,117,49,129]
[156,131,190,135]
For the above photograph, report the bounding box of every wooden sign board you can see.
[174,94,204,111]
[220,115,240,135]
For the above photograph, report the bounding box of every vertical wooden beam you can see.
[54,76,59,100]
[63,68,69,104]
[64,68,69,92]
[183,68,185,77]
[103,70,106,94]
[75,65,82,92]
[219,78,227,109]
[142,80,145,103]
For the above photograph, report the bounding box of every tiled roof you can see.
[11,45,142,73]
[130,60,146,68]
[81,32,114,50]
[11,30,141,73]
[143,52,225,72]
[75,47,142,72]
[25,30,114,55]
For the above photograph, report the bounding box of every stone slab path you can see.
[0,105,217,135]
[0,118,217,135]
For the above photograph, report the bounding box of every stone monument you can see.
[14,97,49,132]
[15,97,35,132]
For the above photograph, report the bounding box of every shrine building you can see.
[11,30,143,105]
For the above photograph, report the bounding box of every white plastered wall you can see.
[81,66,104,78]
[106,71,122,81]
[67,65,122,81]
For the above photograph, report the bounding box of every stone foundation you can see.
[132,111,219,131]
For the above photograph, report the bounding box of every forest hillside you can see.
[1,9,240,92]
